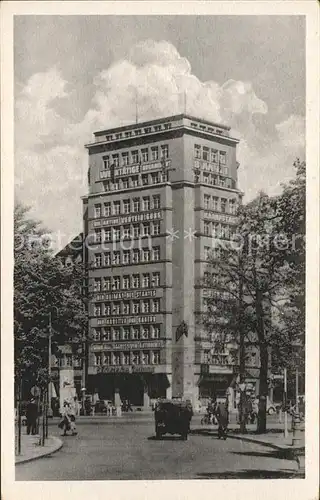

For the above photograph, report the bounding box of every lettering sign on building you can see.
[203,211,238,224]
[99,160,171,180]
[97,365,155,374]
[97,315,158,326]
[94,289,158,301]
[91,340,164,352]
[92,211,162,228]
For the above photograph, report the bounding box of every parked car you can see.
[154,399,193,440]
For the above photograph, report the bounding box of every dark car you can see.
[154,399,193,440]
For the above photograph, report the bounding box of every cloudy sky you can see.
[14,15,305,248]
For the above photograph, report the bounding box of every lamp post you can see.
[48,306,59,416]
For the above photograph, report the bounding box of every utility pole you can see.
[238,253,247,434]
[284,367,288,438]
[48,311,52,414]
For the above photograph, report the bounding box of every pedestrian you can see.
[26,398,38,435]
[216,397,229,440]
[60,400,77,436]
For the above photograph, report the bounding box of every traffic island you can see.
[15,434,63,465]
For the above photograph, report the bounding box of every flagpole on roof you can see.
[135,87,138,124]
[184,90,187,115]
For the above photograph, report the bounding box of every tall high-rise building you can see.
[83,114,242,407]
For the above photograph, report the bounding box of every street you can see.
[16,416,300,480]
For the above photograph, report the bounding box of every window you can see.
[113,277,120,290]
[204,246,211,260]
[122,225,131,240]
[113,228,120,241]
[123,250,130,264]
[131,176,139,187]
[152,351,160,365]
[141,326,149,339]
[112,180,119,190]
[94,278,101,292]
[132,301,140,314]
[112,154,119,167]
[104,303,111,315]
[93,328,101,341]
[123,276,130,289]
[152,222,160,236]
[151,173,160,184]
[154,125,161,132]
[203,173,210,184]
[113,302,121,315]
[151,272,160,287]
[123,352,130,365]
[102,277,111,291]
[212,197,219,211]
[94,204,101,218]
[113,251,120,265]
[133,198,140,212]
[113,329,121,341]
[94,353,102,366]
[152,299,160,313]
[152,325,160,339]
[132,150,139,163]
[229,199,236,214]
[194,144,201,159]
[132,225,140,238]
[151,146,159,161]
[122,152,129,166]
[122,178,129,189]
[123,302,130,315]
[219,151,226,164]
[141,351,150,364]
[142,196,150,211]
[132,351,140,365]
[132,327,140,340]
[102,328,111,341]
[103,352,112,365]
[106,135,113,141]
[103,156,110,169]
[203,350,210,363]
[132,249,140,263]
[161,144,169,158]
[94,304,101,317]
[94,254,102,267]
[141,148,149,162]
[125,131,132,138]
[142,174,149,186]
[203,146,209,161]
[153,195,160,209]
[152,247,160,261]
[103,181,111,192]
[115,133,122,140]
[123,199,130,214]
[104,252,111,266]
[221,198,227,213]
[104,202,111,217]
[113,352,121,365]
[142,273,150,288]
[135,129,142,136]
[204,221,210,235]
[142,300,150,313]
[144,127,151,133]
[104,228,111,242]
[142,223,150,236]
[132,274,140,289]
[113,201,121,215]
[212,222,219,238]
[94,229,101,243]
[204,195,210,210]
[211,149,218,163]
[142,248,150,262]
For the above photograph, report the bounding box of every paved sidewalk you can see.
[15,433,63,464]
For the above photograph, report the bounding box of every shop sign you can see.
[203,211,238,224]
[97,365,155,374]
[91,340,164,352]
[97,315,158,326]
[99,160,171,180]
[94,289,157,301]
[92,211,162,228]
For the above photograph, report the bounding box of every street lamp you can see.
[48,305,59,416]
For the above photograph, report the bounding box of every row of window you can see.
[93,247,161,267]
[92,325,160,341]
[204,195,237,213]
[94,195,161,218]
[195,172,234,189]
[103,172,168,191]
[194,144,227,164]
[190,122,226,136]
[93,222,161,242]
[93,272,160,292]
[103,124,172,142]
[103,145,169,168]
[93,299,161,317]
[93,350,161,366]
[203,222,236,239]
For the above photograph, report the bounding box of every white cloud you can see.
[15,41,305,243]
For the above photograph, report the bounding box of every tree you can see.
[14,204,86,398]
[202,164,305,433]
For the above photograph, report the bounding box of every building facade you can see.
[83,114,244,408]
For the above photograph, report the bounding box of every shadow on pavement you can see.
[196,469,305,479]
[147,435,186,441]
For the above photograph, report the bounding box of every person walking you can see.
[60,401,77,436]
[26,398,38,435]
[216,397,229,440]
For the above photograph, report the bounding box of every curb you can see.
[15,436,63,465]
[225,433,305,454]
